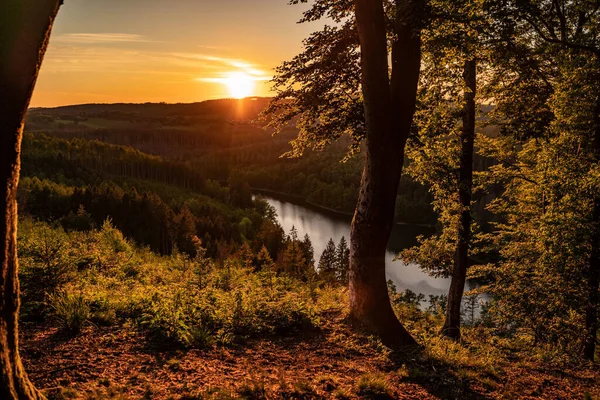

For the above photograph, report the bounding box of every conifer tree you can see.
[256,245,275,271]
[281,226,307,278]
[319,238,338,283]
[238,242,254,269]
[335,236,350,284]
[300,233,316,272]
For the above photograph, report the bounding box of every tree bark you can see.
[441,59,477,340]
[585,197,600,361]
[349,0,421,349]
[583,80,600,361]
[0,1,62,398]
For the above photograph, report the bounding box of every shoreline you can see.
[251,187,435,228]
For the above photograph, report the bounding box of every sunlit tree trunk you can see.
[441,59,476,341]
[350,0,421,348]
[0,1,62,398]
[584,84,600,361]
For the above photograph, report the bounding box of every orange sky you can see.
[31,0,322,107]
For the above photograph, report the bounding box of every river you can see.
[259,194,453,300]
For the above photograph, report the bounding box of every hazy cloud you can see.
[55,33,158,44]
[40,43,271,83]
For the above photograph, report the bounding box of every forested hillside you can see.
[26,99,437,225]
[18,132,262,257]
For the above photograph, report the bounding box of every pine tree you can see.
[335,236,350,284]
[256,245,275,271]
[238,242,254,269]
[254,219,285,260]
[319,238,337,283]
[289,225,298,242]
[280,227,306,279]
[300,233,315,273]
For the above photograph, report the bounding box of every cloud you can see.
[55,33,158,44]
[40,40,272,84]
[174,54,271,83]
[197,72,271,84]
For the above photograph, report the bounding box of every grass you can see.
[356,373,393,399]
[237,379,267,399]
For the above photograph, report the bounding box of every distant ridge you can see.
[29,97,273,122]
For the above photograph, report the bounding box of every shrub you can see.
[140,291,194,346]
[17,219,342,349]
[18,221,76,321]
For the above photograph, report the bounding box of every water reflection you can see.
[260,195,452,299]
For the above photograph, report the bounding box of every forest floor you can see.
[21,313,600,400]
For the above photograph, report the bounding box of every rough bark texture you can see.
[0,1,62,398]
[349,0,421,349]
[583,83,600,361]
[441,59,477,341]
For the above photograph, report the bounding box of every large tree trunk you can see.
[349,0,421,349]
[585,199,600,361]
[0,1,62,398]
[441,59,477,341]
[583,83,600,361]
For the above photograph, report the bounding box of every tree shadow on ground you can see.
[378,342,493,400]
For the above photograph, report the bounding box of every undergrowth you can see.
[18,218,344,347]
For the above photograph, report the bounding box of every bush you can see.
[18,221,75,321]
[140,291,195,346]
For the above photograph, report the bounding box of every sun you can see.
[225,72,255,99]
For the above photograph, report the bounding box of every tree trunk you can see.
[0,1,62,398]
[350,0,421,349]
[583,81,600,361]
[441,59,477,341]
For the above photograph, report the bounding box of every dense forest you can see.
[25,99,438,225]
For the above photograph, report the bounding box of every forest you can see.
[25,99,438,225]
[0,0,599,399]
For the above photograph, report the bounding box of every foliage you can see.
[471,3,600,350]
[263,0,361,157]
[318,237,349,284]
[475,132,596,349]
[18,219,343,348]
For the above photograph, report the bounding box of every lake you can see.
[259,194,453,300]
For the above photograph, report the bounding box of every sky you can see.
[31,0,321,107]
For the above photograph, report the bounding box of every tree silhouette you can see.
[0,1,62,397]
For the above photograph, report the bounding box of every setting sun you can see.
[225,72,255,99]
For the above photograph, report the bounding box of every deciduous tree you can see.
[1,1,63,397]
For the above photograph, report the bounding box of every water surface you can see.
[260,194,451,299]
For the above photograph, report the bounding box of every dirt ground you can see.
[21,316,600,399]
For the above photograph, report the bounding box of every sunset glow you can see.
[225,72,255,99]
[30,0,318,107]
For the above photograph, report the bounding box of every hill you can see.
[25,99,437,225]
